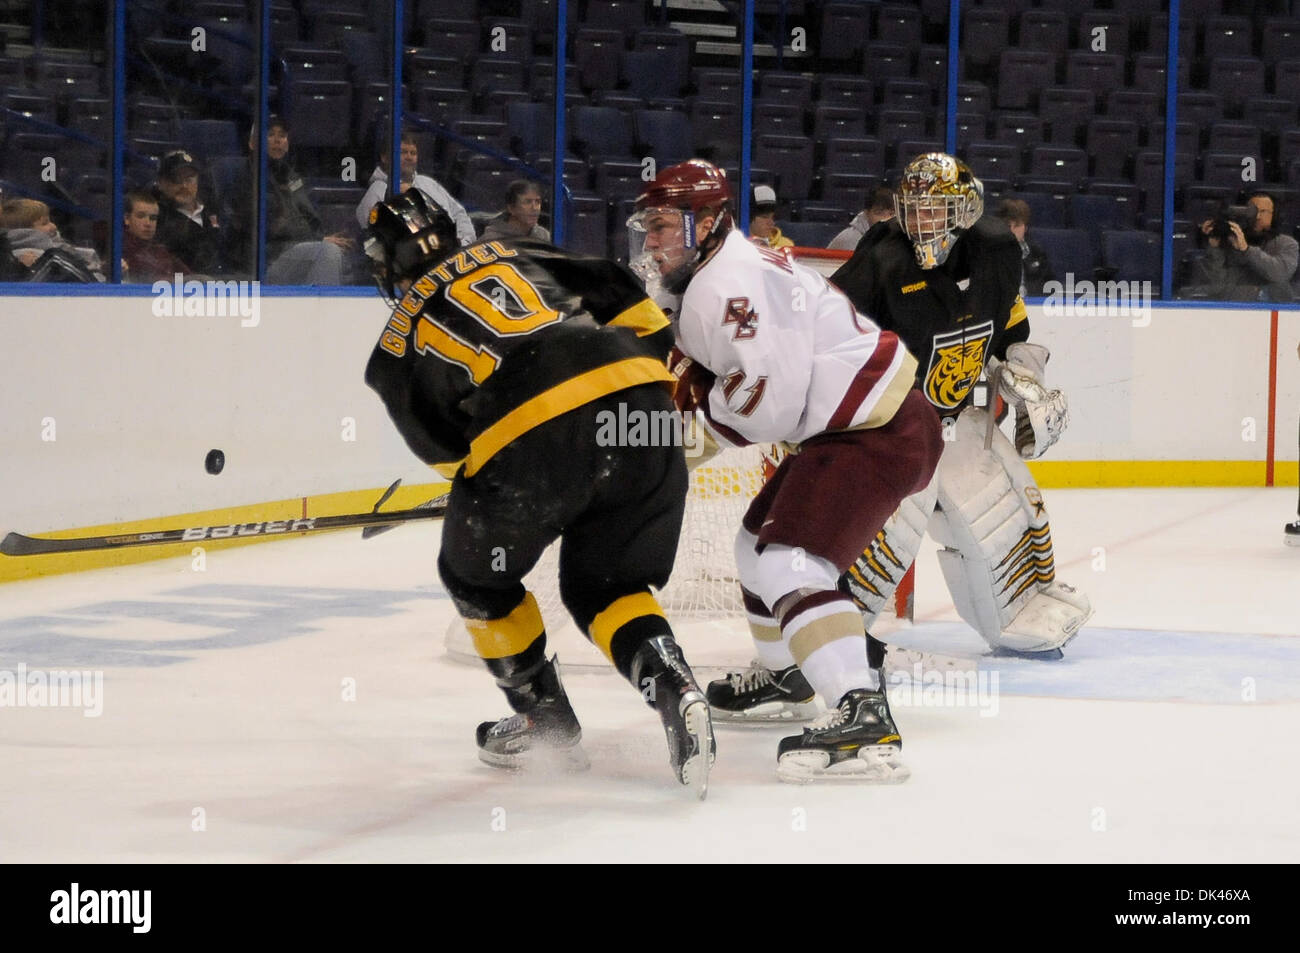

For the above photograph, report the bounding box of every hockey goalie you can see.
[708,153,1093,723]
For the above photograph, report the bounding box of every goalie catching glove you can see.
[988,342,1068,460]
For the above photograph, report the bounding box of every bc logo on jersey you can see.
[923,321,994,409]
[723,296,759,340]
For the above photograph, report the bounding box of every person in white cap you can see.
[748,184,793,250]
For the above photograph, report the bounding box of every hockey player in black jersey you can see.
[709,153,1092,723]
[362,191,714,795]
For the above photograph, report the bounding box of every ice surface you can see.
[1,487,1296,862]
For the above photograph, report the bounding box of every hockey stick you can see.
[1,491,450,557]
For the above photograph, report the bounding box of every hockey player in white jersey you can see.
[628,160,944,781]
[709,153,1093,724]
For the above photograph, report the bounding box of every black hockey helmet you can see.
[363,189,460,305]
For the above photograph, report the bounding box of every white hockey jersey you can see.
[677,230,918,447]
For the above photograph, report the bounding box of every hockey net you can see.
[443,246,914,668]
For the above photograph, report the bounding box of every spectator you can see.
[355,133,475,244]
[998,198,1056,297]
[153,150,225,276]
[1,197,106,279]
[1196,192,1299,302]
[122,190,194,283]
[231,115,353,284]
[748,184,793,249]
[828,185,895,251]
[480,180,551,242]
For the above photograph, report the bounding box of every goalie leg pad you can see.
[929,408,1091,653]
[840,474,938,631]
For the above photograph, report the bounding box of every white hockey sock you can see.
[779,592,879,704]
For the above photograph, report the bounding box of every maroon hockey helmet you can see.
[634,159,734,219]
[628,160,735,301]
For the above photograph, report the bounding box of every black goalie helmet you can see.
[363,189,460,305]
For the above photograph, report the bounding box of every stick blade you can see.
[1,532,46,557]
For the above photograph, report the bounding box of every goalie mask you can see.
[627,159,734,310]
[363,189,461,307]
[895,153,984,269]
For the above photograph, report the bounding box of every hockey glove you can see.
[991,343,1069,460]
[668,346,715,414]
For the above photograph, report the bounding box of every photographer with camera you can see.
[1196,192,1298,302]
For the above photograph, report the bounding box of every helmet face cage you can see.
[894,153,984,269]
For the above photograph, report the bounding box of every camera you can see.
[1209,204,1258,242]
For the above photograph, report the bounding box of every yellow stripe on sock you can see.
[464,591,545,660]
[589,591,666,662]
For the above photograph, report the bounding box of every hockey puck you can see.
[204,449,225,475]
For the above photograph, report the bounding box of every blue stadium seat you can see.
[824,137,885,178]
[754,101,805,137]
[693,69,744,102]
[874,5,923,49]
[633,109,693,168]
[1039,87,1094,146]
[754,134,816,200]
[819,3,871,64]
[821,172,875,209]
[1102,230,1161,285]
[1019,191,1068,227]
[593,160,645,202]
[565,193,608,256]
[1078,12,1130,56]
[876,109,927,143]
[965,142,1020,180]
[632,30,690,98]
[1176,92,1223,129]
[1032,227,1095,280]
[471,57,525,97]
[1086,119,1140,181]
[996,51,1055,109]
[954,82,991,115]
[1106,90,1161,126]
[1203,17,1253,59]
[817,74,872,110]
[881,78,931,110]
[1019,10,1068,55]
[505,100,552,161]
[1261,18,1300,65]
[863,43,912,85]
[1208,58,1266,112]
[584,0,646,38]
[622,50,681,100]
[1065,52,1124,101]
[574,29,623,93]
[813,105,867,141]
[568,106,634,162]
[759,72,814,113]
[178,119,240,161]
[689,100,742,162]
[1071,193,1136,231]
[285,80,352,148]
[994,114,1045,152]
[962,9,1008,69]
[1207,123,1262,162]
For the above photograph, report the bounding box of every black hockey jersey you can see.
[365,238,675,476]
[831,216,1030,415]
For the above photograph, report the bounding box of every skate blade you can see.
[711,700,819,725]
[776,745,910,785]
[678,699,713,800]
[478,741,591,774]
[1285,533,1300,548]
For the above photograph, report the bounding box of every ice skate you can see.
[476,657,589,772]
[631,635,715,798]
[776,687,910,784]
[706,661,819,724]
[1285,518,1300,548]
